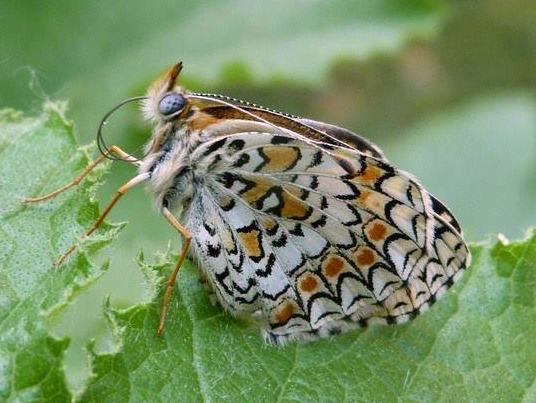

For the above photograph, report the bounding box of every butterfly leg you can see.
[54,171,150,266]
[24,145,140,203]
[157,207,192,336]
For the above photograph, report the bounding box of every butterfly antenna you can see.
[97,96,147,161]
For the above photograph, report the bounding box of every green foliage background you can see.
[1,0,535,401]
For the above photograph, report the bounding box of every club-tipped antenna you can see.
[97,96,147,161]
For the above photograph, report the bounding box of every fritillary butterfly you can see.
[25,63,471,343]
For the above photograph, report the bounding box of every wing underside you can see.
[185,130,470,342]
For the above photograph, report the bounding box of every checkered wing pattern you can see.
[186,132,470,343]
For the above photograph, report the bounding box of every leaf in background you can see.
[0,104,120,401]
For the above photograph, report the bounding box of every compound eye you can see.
[158,93,186,116]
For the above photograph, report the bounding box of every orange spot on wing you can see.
[280,193,311,219]
[358,190,371,203]
[260,216,278,231]
[221,228,236,251]
[260,147,299,172]
[283,183,304,198]
[362,165,382,181]
[239,229,262,258]
[355,248,375,267]
[324,256,344,277]
[274,302,296,324]
[241,177,274,204]
[218,195,234,210]
[352,165,382,183]
[355,189,384,212]
[299,274,318,292]
[188,111,222,131]
[368,222,387,241]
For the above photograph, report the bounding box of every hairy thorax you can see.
[139,122,204,213]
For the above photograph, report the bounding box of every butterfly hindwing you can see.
[186,130,470,342]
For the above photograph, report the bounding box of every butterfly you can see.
[25,62,471,343]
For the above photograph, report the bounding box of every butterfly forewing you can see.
[184,126,470,342]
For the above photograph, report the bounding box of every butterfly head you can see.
[142,62,192,123]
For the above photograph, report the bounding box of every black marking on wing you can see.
[203,222,217,236]
[431,196,462,233]
[207,243,221,257]
[308,150,324,168]
[272,233,288,247]
[289,223,304,236]
[229,139,246,151]
[255,253,276,277]
[271,135,293,145]
[234,153,250,167]
[201,137,227,157]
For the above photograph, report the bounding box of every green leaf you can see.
[2,104,536,402]
[0,104,119,402]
